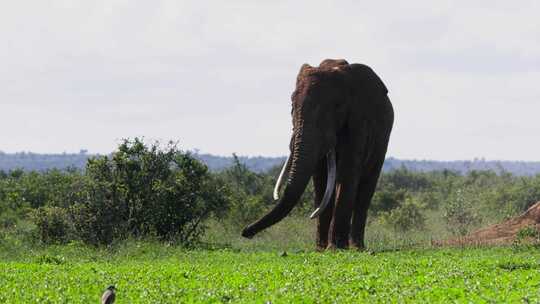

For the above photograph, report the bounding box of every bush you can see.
[22,139,230,246]
[226,194,267,227]
[379,167,433,192]
[32,206,73,244]
[217,155,317,226]
[443,189,481,236]
[380,197,426,232]
[72,139,229,245]
[69,180,124,245]
[216,155,272,226]
[0,209,18,229]
[516,226,539,240]
[371,187,408,215]
[493,177,540,212]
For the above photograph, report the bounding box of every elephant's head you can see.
[241,59,354,238]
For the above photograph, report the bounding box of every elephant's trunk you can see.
[241,129,318,238]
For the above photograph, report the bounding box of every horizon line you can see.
[1,150,539,163]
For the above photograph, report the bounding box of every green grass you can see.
[202,215,449,253]
[1,216,537,303]
[2,242,540,303]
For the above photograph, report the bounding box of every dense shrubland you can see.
[1,139,228,246]
[1,139,540,247]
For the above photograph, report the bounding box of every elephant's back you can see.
[348,63,388,96]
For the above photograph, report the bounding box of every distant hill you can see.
[1,151,539,176]
[0,151,90,172]
[382,157,540,176]
[194,153,285,173]
[195,154,540,176]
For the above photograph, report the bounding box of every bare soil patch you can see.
[435,201,540,246]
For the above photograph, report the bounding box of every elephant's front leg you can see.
[312,158,335,250]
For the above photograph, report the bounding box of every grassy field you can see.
[4,148,540,302]
[1,240,540,303]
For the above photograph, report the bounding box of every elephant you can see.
[241,59,394,250]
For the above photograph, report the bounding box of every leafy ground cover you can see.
[1,244,540,303]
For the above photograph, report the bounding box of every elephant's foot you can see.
[349,243,366,251]
[349,239,366,251]
[315,245,326,252]
[316,239,328,251]
[325,243,337,251]
[327,239,349,250]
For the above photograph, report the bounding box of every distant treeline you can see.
[1,151,540,176]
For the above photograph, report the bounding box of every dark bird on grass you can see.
[101,285,116,304]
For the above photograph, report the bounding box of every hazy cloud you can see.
[1,0,539,160]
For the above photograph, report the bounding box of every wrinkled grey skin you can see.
[242,59,394,250]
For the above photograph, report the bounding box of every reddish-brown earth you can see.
[435,201,540,246]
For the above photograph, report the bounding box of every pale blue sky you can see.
[1,0,539,160]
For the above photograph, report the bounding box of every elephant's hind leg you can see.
[328,181,357,249]
[313,158,334,250]
[350,157,385,250]
[327,141,360,249]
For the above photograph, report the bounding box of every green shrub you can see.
[227,195,267,227]
[31,206,73,244]
[217,155,316,227]
[378,167,433,192]
[19,139,230,246]
[0,209,18,229]
[72,138,229,245]
[371,187,408,215]
[514,226,540,246]
[443,189,481,236]
[35,254,66,265]
[69,180,124,245]
[216,155,272,226]
[380,197,426,232]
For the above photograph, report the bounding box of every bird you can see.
[101,285,116,304]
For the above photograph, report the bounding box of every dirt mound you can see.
[435,201,540,246]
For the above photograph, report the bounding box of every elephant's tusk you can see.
[310,149,336,219]
[273,154,290,200]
